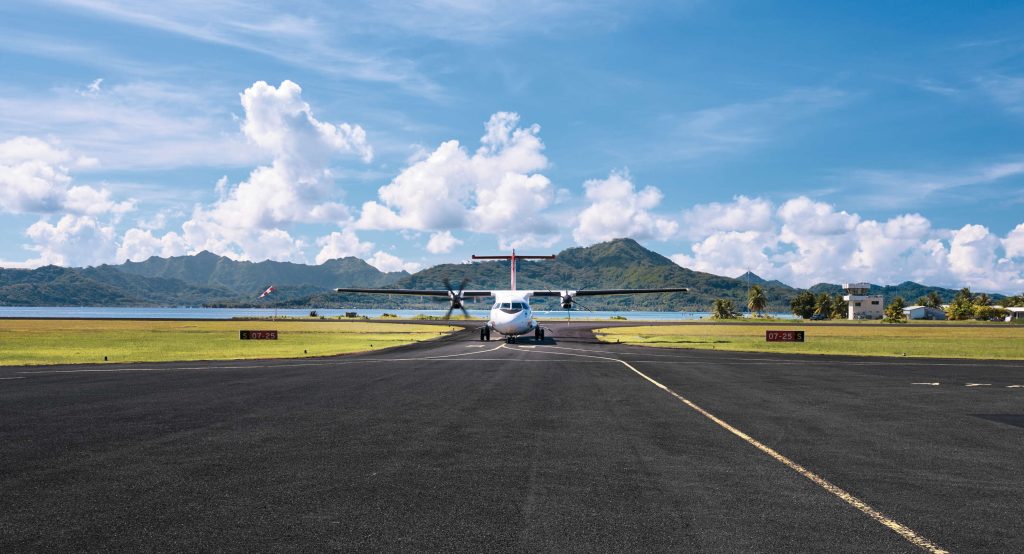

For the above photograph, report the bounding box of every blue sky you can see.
[1,1,1023,291]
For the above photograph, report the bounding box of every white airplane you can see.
[335,250,688,343]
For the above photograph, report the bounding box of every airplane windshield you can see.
[497,302,525,314]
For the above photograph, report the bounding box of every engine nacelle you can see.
[560,291,574,309]
[448,291,464,310]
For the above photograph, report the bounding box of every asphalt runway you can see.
[2,323,1022,552]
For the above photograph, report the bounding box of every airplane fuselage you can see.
[487,291,538,339]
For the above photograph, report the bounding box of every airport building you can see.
[1006,307,1024,322]
[903,305,947,320]
[843,282,884,320]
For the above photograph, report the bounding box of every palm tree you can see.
[830,293,848,319]
[925,291,942,309]
[814,293,833,317]
[747,285,767,317]
[884,296,907,322]
[711,299,737,319]
[790,291,816,319]
[947,287,974,320]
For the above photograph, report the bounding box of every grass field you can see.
[595,323,1024,360]
[0,320,454,366]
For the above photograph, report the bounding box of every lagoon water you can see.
[0,306,796,320]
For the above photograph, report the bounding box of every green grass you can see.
[0,320,455,366]
[595,323,1024,360]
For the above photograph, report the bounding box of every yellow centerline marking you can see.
[514,345,948,553]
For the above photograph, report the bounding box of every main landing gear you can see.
[480,327,491,341]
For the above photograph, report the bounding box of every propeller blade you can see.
[457,278,469,295]
[459,305,470,319]
[443,305,455,320]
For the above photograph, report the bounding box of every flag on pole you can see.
[259,285,276,299]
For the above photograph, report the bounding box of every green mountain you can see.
[807,281,979,304]
[311,238,798,311]
[0,252,407,307]
[736,271,767,285]
[0,265,232,306]
[118,251,407,291]
[0,238,1002,311]
[736,271,790,290]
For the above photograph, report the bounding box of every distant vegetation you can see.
[946,288,1011,321]
[789,285,1019,322]
[711,299,738,319]
[883,296,908,323]
[0,239,1018,314]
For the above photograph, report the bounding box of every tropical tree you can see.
[830,293,848,319]
[974,305,1008,321]
[790,291,816,319]
[924,291,943,309]
[974,293,992,307]
[946,287,975,320]
[884,296,907,323]
[711,299,737,319]
[813,293,832,317]
[747,285,767,316]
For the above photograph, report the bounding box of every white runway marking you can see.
[965,383,991,387]
[516,345,948,554]
[465,344,487,348]
[546,343,1024,368]
[912,382,940,386]
[0,376,26,380]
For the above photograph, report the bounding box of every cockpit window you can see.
[498,301,526,314]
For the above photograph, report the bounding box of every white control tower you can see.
[842,282,884,320]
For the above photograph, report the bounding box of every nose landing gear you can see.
[534,327,545,341]
[480,327,490,341]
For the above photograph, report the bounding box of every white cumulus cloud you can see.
[368,250,421,273]
[426,230,463,254]
[25,215,118,267]
[315,229,374,264]
[573,171,678,245]
[1002,223,1024,259]
[671,195,1024,292]
[357,112,555,243]
[178,80,372,261]
[0,136,130,215]
[116,228,188,262]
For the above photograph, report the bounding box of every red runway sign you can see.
[766,330,804,342]
[240,330,278,340]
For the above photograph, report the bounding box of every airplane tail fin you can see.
[471,250,555,290]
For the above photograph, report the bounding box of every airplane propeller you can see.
[553,287,593,321]
[442,277,470,320]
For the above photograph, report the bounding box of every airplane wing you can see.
[530,287,688,296]
[334,288,494,297]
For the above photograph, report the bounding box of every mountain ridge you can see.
[0,238,1002,309]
